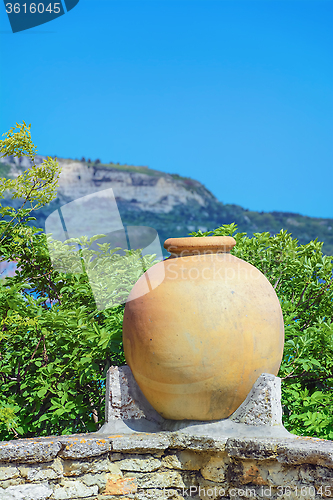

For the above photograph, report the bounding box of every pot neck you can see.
[164,236,236,257]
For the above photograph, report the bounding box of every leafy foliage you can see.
[0,240,152,438]
[0,122,61,258]
[192,223,333,440]
[0,225,157,439]
[0,122,60,209]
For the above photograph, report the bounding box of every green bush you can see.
[0,234,157,439]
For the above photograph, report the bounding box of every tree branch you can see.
[23,334,43,379]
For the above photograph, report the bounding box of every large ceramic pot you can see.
[122,236,284,421]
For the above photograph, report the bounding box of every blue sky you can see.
[0,0,332,218]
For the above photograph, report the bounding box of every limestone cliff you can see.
[0,155,217,214]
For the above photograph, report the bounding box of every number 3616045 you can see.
[5,3,61,14]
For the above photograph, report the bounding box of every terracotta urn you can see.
[122,236,284,421]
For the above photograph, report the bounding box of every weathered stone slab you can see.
[169,433,228,452]
[226,436,333,468]
[58,435,110,459]
[109,432,171,453]
[0,438,62,464]
[276,436,333,467]
[226,437,282,459]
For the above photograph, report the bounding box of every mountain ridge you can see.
[1,155,332,255]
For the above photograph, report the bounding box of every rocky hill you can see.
[1,155,333,256]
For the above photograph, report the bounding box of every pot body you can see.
[123,239,284,421]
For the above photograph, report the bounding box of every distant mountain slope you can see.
[1,155,332,256]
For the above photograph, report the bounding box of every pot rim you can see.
[164,235,236,256]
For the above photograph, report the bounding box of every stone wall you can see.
[1,431,333,500]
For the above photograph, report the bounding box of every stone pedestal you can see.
[99,366,293,439]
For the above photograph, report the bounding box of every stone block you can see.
[53,479,98,499]
[62,456,120,477]
[0,482,53,500]
[126,470,185,489]
[0,478,24,490]
[230,373,283,426]
[113,455,161,472]
[226,437,286,460]
[236,460,269,486]
[81,472,107,492]
[58,436,110,459]
[0,439,61,464]
[162,451,209,471]
[169,433,227,452]
[100,366,165,434]
[200,455,229,482]
[0,466,19,481]
[275,436,333,467]
[263,461,298,487]
[110,433,171,453]
[313,465,333,493]
[103,474,137,495]
[18,457,63,481]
